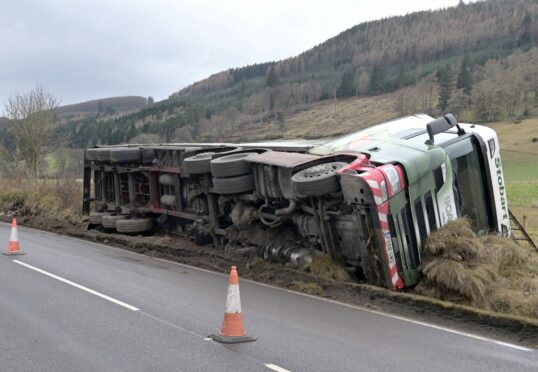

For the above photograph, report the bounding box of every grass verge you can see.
[0,178,83,223]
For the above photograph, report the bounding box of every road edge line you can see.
[12,259,140,311]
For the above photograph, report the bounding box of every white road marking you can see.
[152,257,534,352]
[265,363,291,372]
[12,260,139,311]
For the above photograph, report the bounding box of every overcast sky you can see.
[0,0,466,106]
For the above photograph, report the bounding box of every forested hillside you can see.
[61,0,538,146]
[56,96,150,119]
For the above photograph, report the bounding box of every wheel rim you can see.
[303,163,340,179]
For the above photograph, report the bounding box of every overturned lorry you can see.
[83,114,510,289]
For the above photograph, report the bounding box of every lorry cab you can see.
[310,114,510,288]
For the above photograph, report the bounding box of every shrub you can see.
[0,178,82,222]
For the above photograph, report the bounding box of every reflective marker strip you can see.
[12,260,139,311]
[391,272,400,285]
[225,284,242,313]
[366,180,379,189]
[10,227,18,242]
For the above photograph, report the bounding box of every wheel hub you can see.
[303,163,336,178]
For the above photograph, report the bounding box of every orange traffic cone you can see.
[3,218,25,256]
[209,266,256,343]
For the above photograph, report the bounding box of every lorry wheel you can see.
[183,152,215,174]
[292,162,347,197]
[212,174,254,194]
[109,147,141,163]
[116,218,154,233]
[141,148,156,165]
[85,148,98,161]
[89,212,107,225]
[210,152,256,178]
[96,148,111,162]
[101,215,124,230]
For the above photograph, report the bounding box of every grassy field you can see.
[488,118,538,242]
[501,151,538,206]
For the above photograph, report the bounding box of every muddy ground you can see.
[4,214,538,348]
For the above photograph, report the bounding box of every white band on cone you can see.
[10,227,18,242]
[225,284,242,313]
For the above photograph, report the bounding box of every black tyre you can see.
[141,148,156,165]
[183,152,215,174]
[89,212,107,225]
[85,148,98,161]
[212,174,254,194]
[101,215,124,229]
[116,218,154,233]
[210,152,256,178]
[96,148,111,162]
[109,147,142,163]
[292,162,347,197]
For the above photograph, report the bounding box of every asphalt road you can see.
[0,224,536,372]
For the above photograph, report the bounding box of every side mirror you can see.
[425,114,465,145]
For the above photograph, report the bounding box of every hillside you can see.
[47,0,537,147]
[56,96,149,119]
[172,0,537,108]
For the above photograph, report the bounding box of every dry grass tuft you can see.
[304,255,350,282]
[291,281,323,295]
[422,218,480,259]
[416,218,538,318]
[245,257,265,271]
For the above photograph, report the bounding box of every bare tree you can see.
[448,88,471,118]
[222,106,240,131]
[357,71,370,96]
[394,92,415,116]
[3,86,59,177]
[416,72,438,115]
[306,80,322,103]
